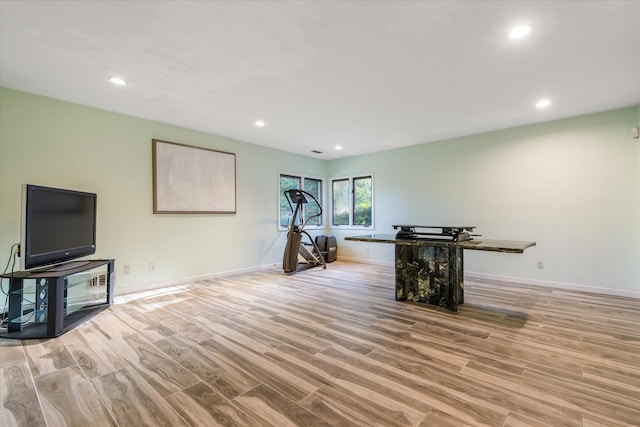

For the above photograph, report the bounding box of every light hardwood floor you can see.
[1,261,639,426]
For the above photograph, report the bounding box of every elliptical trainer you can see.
[282,189,326,274]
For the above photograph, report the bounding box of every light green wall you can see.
[329,106,640,293]
[637,105,640,272]
[1,87,638,295]
[0,87,325,293]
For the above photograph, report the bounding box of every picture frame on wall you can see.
[152,139,236,214]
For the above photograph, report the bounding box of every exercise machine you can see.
[282,189,326,274]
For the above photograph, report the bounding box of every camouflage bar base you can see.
[345,233,536,312]
[395,244,463,311]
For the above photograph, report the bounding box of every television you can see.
[20,184,97,271]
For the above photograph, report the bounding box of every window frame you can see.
[330,173,374,229]
[278,172,325,231]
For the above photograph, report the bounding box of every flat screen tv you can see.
[20,184,97,271]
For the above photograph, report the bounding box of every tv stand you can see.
[0,259,114,339]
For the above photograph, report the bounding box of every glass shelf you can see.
[0,259,114,339]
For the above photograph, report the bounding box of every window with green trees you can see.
[331,175,373,227]
[332,179,349,226]
[353,176,372,226]
[279,173,323,229]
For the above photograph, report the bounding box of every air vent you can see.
[311,150,323,154]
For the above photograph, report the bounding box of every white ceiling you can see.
[1,1,639,160]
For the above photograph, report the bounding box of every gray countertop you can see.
[344,234,536,253]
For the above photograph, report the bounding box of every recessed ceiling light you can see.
[255,120,266,127]
[334,145,343,150]
[108,77,127,85]
[509,25,531,39]
[536,99,551,109]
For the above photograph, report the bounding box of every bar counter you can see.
[345,234,535,311]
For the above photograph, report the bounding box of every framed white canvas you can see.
[152,139,236,213]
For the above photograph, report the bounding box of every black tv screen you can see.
[20,184,97,271]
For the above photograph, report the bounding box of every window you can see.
[303,178,322,226]
[331,174,373,228]
[353,176,373,226]
[279,173,323,229]
[332,179,349,226]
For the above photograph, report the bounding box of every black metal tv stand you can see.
[0,259,114,339]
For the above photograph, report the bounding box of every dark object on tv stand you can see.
[35,260,92,273]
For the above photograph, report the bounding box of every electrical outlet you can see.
[537,261,543,270]
[123,265,130,275]
[149,262,155,273]
[364,247,369,254]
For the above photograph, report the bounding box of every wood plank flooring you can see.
[1,261,639,426]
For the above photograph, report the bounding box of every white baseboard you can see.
[464,271,640,299]
[338,256,394,267]
[113,258,639,302]
[114,263,277,298]
[341,256,639,300]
